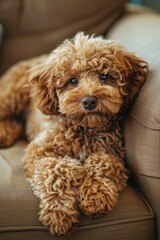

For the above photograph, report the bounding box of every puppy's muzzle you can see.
[82,96,98,110]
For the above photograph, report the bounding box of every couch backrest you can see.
[0,0,127,74]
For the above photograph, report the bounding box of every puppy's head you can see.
[29,33,148,128]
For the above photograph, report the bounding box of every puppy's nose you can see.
[82,96,98,110]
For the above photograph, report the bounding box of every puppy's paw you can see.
[78,177,119,216]
[39,207,79,235]
[0,120,23,148]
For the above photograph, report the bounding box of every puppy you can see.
[0,33,148,235]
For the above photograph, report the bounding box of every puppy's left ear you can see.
[29,62,59,115]
[120,51,148,109]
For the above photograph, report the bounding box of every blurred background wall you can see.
[130,0,160,11]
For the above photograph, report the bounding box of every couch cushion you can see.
[0,0,127,73]
[0,141,154,240]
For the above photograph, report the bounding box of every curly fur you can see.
[0,33,148,235]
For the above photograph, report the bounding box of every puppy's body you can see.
[28,108,125,161]
[0,33,148,235]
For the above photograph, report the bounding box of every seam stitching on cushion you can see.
[128,113,160,131]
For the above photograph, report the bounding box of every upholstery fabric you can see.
[0,0,127,74]
[106,5,160,240]
[0,142,154,240]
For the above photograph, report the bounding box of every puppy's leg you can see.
[23,142,85,235]
[78,152,128,216]
[0,62,30,119]
[34,157,85,235]
[0,119,23,147]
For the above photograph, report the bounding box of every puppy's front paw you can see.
[78,152,128,216]
[39,207,79,235]
[78,177,119,216]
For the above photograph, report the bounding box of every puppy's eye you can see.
[99,74,114,84]
[69,77,78,85]
[100,74,110,81]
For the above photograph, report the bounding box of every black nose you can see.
[82,96,98,110]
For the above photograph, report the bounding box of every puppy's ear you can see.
[117,49,148,110]
[29,62,58,115]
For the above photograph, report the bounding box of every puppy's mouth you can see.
[60,107,117,128]
[76,111,115,128]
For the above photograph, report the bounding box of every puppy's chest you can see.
[66,125,125,162]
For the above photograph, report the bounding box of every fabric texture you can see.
[0,142,154,240]
[106,4,160,240]
[0,0,127,74]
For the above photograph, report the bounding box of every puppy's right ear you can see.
[29,62,58,115]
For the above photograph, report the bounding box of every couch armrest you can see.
[106,4,160,239]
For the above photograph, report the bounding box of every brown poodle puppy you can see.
[0,33,148,235]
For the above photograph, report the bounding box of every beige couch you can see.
[0,1,160,239]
